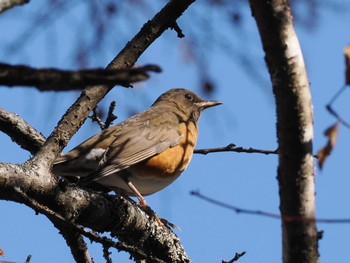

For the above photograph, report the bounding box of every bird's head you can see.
[152,88,222,122]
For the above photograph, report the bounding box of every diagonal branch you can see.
[31,0,196,174]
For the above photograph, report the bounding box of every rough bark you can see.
[0,63,161,91]
[248,1,318,263]
[0,0,29,14]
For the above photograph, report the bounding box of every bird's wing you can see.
[79,109,182,185]
[52,124,123,176]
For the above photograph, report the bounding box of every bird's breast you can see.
[131,121,198,179]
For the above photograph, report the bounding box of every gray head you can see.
[152,88,222,122]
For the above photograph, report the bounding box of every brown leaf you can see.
[0,248,4,256]
[344,45,350,85]
[317,122,339,169]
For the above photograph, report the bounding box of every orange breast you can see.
[132,121,198,178]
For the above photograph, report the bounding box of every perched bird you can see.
[53,88,222,206]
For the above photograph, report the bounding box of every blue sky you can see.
[1,2,350,263]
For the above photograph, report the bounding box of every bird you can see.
[53,88,222,206]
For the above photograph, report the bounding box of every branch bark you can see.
[249,1,318,263]
[0,63,161,90]
[0,0,29,14]
[0,109,45,154]
[0,163,189,262]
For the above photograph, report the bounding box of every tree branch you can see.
[0,108,45,155]
[0,163,188,262]
[194,143,278,155]
[0,63,161,91]
[192,191,350,224]
[222,252,246,263]
[33,189,94,263]
[54,222,93,263]
[89,101,118,130]
[0,0,29,14]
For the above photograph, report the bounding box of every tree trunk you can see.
[249,1,319,262]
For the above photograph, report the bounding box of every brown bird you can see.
[53,88,222,206]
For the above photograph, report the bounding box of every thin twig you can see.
[89,107,106,130]
[194,143,278,155]
[191,190,350,224]
[195,144,319,159]
[326,104,350,129]
[103,245,113,263]
[89,101,117,130]
[25,255,32,263]
[326,85,350,128]
[104,101,117,129]
[171,22,185,38]
[222,252,246,263]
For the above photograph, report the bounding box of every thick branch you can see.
[249,1,318,263]
[0,63,161,91]
[0,163,189,262]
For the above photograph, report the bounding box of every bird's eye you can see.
[185,93,193,101]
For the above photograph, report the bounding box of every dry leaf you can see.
[317,122,339,169]
[344,45,350,85]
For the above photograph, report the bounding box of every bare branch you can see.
[0,63,161,91]
[89,101,117,130]
[32,0,196,173]
[194,143,278,155]
[0,162,188,262]
[104,101,118,128]
[171,22,185,38]
[0,160,189,261]
[103,246,113,263]
[89,107,106,130]
[195,144,319,158]
[192,191,350,224]
[25,255,32,263]
[0,0,29,14]
[326,85,350,128]
[54,223,93,263]
[222,252,246,263]
[0,108,45,155]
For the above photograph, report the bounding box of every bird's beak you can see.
[195,100,223,109]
